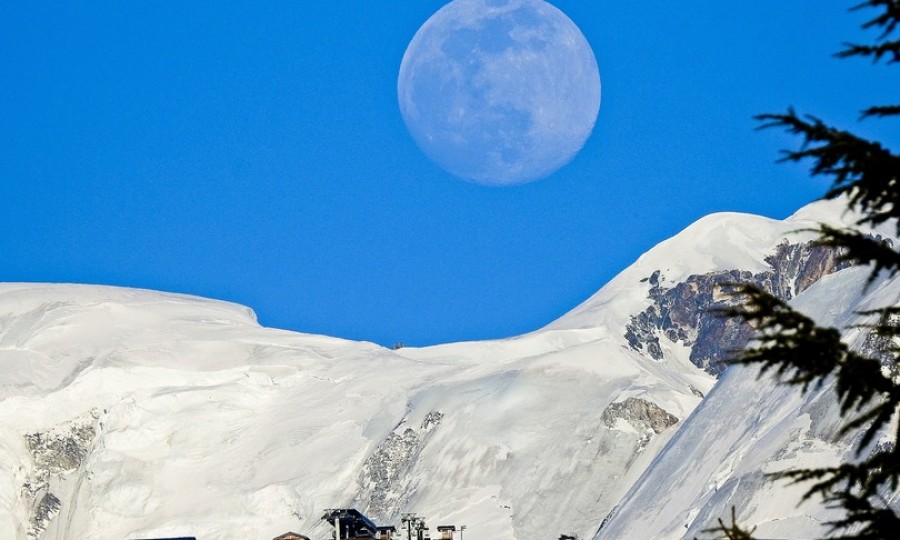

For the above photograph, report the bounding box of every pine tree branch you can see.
[721,285,856,389]
[837,39,900,62]
[838,1,900,61]
[697,507,758,540]
[825,491,900,540]
[837,399,896,450]
[814,225,900,286]
[851,0,900,38]
[756,111,900,233]
[720,285,899,447]
[773,447,900,510]
[860,104,900,118]
[721,282,900,535]
[714,2,900,537]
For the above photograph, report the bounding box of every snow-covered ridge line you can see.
[0,198,884,540]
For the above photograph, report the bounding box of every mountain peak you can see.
[0,199,891,540]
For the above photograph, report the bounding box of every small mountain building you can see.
[273,533,311,540]
[436,526,456,540]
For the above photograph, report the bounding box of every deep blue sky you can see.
[2,1,898,346]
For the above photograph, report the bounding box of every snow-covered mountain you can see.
[594,263,900,540]
[0,198,893,540]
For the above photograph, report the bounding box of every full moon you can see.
[398,0,601,186]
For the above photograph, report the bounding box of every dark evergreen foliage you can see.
[706,508,758,540]
[836,1,900,64]
[702,2,900,539]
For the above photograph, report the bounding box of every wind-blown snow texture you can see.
[0,199,894,539]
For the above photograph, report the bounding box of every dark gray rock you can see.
[28,492,61,539]
[23,410,100,539]
[25,423,95,475]
[356,410,443,521]
[858,318,900,380]
[421,411,443,431]
[625,240,850,375]
[600,398,679,434]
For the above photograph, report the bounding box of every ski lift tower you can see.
[401,513,429,540]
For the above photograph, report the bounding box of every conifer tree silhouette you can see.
[704,2,900,539]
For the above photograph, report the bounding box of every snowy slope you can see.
[594,266,898,540]
[547,198,857,334]
[0,198,884,540]
[0,284,708,540]
[594,205,900,539]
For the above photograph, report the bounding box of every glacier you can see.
[0,198,895,540]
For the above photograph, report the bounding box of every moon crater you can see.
[398,0,601,185]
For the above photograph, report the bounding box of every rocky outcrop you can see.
[29,493,61,539]
[625,240,851,375]
[601,398,678,434]
[25,423,95,475]
[600,397,679,457]
[356,411,443,521]
[23,410,100,538]
[858,317,900,374]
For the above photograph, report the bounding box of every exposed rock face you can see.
[356,411,443,521]
[25,423,95,475]
[858,315,900,381]
[625,240,850,375]
[601,398,679,435]
[29,493,61,539]
[23,410,100,538]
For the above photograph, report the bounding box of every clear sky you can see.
[2,1,899,347]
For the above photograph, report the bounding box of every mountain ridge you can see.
[0,198,891,539]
